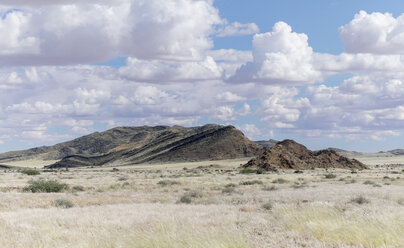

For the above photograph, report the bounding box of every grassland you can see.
[0,158,403,247]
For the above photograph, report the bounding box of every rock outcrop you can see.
[244,139,367,170]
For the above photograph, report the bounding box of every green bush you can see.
[239,180,263,185]
[53,198,74,208]
[262,185,278,191]
[157,180,181,187]
[21,169,40,176]
[363,180,375,185]
[272,178,288,184]
[262,202,273,210]
[222,187,235,194]
[72,185,85,192]
[240,168,262,174]
[350,195,370,205]
[24,179,68,193]
[177,190,203,204]
[324,173,337,179]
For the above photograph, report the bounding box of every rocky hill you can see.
[244,139,367,170]
[0,124,261,168]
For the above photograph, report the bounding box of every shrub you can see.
[157,180,181,187]
[24,179,68,193]
[117,176,128,181]
[53,198,74,208]
[72,185,85,192]
[363,180,375,185]
[324,173,337,179]
[21,169,40,176]
[398,198,404,206]
[239,180,263,185]
[272,178,288,184]
[262,185,278,191]
[262,202,273,210]
[350,195,370,205]
[177,190,203,204]
[239,168,263,174]
[222,187,235,194]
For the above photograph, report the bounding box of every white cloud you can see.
[230,22,323,84]
[339,11,404,54]
[212,106,235,122]
[207,49,253,63]
[0,11,39,55]
[239,124,261,139]
[217,22,259,37]
[119,56,222,83]
[0,0,222,66]
[216,92,246,102]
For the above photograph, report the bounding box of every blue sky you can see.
[1,0,404,153]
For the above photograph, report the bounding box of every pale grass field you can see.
[0,158,403,247]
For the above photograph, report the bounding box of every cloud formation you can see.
[230,22,322,84]
[0,0,222,66]
[340,11,404,54]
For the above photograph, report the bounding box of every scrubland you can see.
[0,158,403,248]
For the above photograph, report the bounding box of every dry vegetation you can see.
[0,158,403,247]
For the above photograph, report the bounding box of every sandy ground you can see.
[0,157,402,247]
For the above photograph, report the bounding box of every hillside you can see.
[0,124,261,168]
[244,139,367,170]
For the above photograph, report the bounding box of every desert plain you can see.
[0,155,403,248]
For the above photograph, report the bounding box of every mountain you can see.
[388,149,404,155]
[254,139,279,148]
[244,139,367,170]
[0,124,261,168]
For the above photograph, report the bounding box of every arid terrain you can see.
[0,156,403,248]
[0,125,403,247]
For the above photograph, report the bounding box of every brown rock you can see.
[244,139,367,170]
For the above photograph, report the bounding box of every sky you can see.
[1,1,404,153]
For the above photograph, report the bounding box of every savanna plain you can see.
[0,157,403,248]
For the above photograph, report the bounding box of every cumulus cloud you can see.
[239,124,261,139]
[216,92,246,102]
[230,22,323,84]
[119,56,222,83]
[339,11,404,54]
[0,0,222,66]
[217,21,259,37]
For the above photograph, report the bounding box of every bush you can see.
[363,180,375,185]
[324,173,337,179]
[53,198,74,208]
[72,185,85,192]
[272,178,288,184]
[262,202,273,210]
[262,185,278,191]
[239,180,263,185]
[222,187,236,194]
[21,169,40,176]
[240,168,262,174]
[177,190,203,204]
[24,179,68,193]
[157,180,181,187]
[350,195,370,205]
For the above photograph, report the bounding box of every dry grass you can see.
[0,158,402,247]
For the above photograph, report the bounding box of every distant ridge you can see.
[254,139,279,148]
[0,124,261,168]
[244,139,367,170]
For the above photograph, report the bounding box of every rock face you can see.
[244,139,367,170]
[38,124,261,168]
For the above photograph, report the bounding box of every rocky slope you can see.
[244,139,367,170]
[0,124,260,168]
